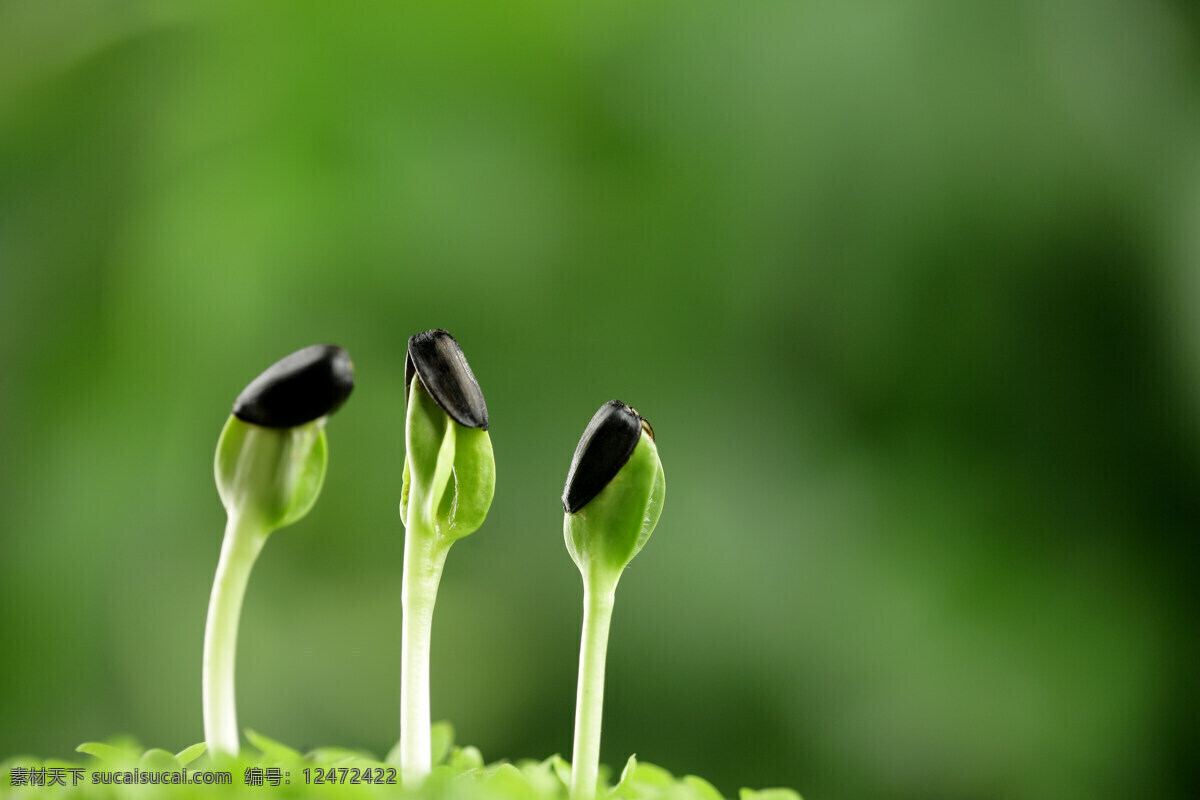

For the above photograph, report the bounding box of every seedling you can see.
[398,329,495,781]
[204,344,355,757]
[562,400,665,800]
[10,352,803,800]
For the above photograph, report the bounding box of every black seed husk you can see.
[405,329,489,430]
[562,400,647,513]
[233,344,355,428]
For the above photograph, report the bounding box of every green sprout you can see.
[204,344,355,757]
[562,400,665,800]
[398,329,495,781]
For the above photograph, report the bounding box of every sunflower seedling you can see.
[204,344,354,757]
[399,329,495,781]
[562,400,665,800]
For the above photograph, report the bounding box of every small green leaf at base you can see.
[739,788,804,800]
[683,775,727,800]
[304,747,380,765]
[486,763,537,800]
[631,762,674,789]
[139,748,181,770]
[449,745,485,771]
[431,721,456,766]
[245,729,302,761]
[608,754,639,798]
[76,740,138,763]
[174,742,207,766]
[423,764,460,794]
[549,754,573,788]
[518,757,566,796]
[75,742,122,761]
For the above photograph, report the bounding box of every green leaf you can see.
[608,754,638,798]
[277,424,329,528]
[404,378,456,529]
[403,378,494,543]
[448,745,485,771]
[400,457,411,524]
[305,747,378,764]
[517,758,563,796]
[245,729,301,761]
[739,789,803,800]
[214,416,328,531]
[431,721,456,766]
[76,742,121,761]
[632,761,675,788]
[423,764,459,792]
[76,741,137,763]
[630,440,665,562]
[684,775,727,800]
[139,748,180,770]
[548,754,572,788]
[439,425,495,542]
[175,742,207,766]
[485,763,536,800]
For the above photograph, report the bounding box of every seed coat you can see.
[405,329,489,430]
[562,400,649,514]
[233,344,354,428]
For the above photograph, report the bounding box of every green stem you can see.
[398,519,449,783]
[202,513,268,757]
[571,574,618,800]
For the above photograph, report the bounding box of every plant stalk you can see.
[398,519,449,783]
[570,575,618,800]
[202,513,268,757]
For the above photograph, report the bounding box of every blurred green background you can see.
[3,1,1199,798]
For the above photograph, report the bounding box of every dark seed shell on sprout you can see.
[233,345,355,428]
[562,400,649,514]
[405,329,489,430]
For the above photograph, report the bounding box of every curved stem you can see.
[571,576,617,800]
[398,520,449,783]
[202,513,268,757]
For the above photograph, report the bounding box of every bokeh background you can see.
[3,1,1199,798]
